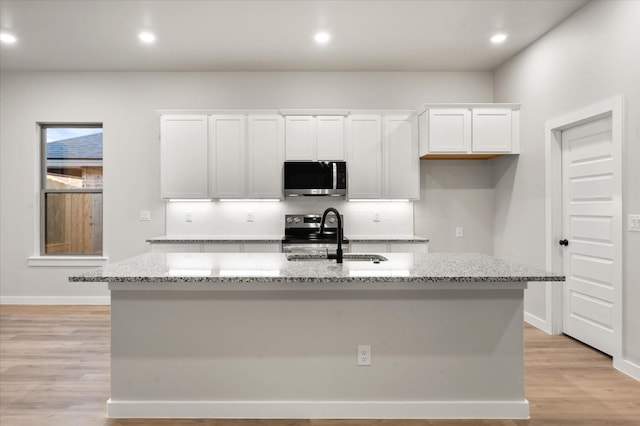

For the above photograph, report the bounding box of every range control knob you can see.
[293,217,301,223]
[328,216,336,224]
[286,217,294,224]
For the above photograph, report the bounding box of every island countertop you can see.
[145,235,429,244]
[69,252,563,284]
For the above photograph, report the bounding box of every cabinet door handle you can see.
[559,239,569,246]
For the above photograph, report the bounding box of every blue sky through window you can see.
[46,128,103,143]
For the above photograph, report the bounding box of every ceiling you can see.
[0,0,589,72]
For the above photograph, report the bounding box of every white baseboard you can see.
[0,296,110,305]
[106,399,530,419]
[524,311,552,334]
[614,358,640,381]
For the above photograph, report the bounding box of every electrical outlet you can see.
[139,210,151,221]
[247,212,254,222]
[185,212,193,222]
[455,227,464,238]
[629,214,640,232]
[373,212,381,222]
[357,344,371,366]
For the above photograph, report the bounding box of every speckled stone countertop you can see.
[146,235,429,244]
[347,235,429,243]
[70,252,564,284]
[146,235,283,243]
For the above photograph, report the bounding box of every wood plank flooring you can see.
[1,305,639,426]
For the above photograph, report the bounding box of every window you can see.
[41,124,103,255]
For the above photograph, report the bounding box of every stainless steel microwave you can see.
[283,161,347,197]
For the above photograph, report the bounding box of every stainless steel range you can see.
[281,214,349,254]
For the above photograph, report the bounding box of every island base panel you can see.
[109,287,528,419]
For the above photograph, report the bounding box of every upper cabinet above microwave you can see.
[418,104,520,159]
[284,115,345,161]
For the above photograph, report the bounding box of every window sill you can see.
[27,256,108,268]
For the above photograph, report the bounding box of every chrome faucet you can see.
[319,207,343,264]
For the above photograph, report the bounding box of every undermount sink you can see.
[286,254,388,262]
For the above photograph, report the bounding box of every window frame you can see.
[39,123,104,256]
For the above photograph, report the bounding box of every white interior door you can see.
[561,116,617,355]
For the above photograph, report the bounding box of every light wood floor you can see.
[1,305,639,426]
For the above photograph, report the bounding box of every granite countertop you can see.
[347,235,429,243]
[147,235,429,244]
[70,252,564,284]
[146,235,283,243]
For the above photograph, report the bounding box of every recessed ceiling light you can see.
[138,31,156,44]
[490,33,508,44]
[314,32,331,44]
[0,32,17,44]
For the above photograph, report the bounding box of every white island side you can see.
[70,252,563,420]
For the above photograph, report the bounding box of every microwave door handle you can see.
[332,162,337,189]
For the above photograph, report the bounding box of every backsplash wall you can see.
[166,199,414,236]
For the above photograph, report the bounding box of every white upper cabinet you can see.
[211,114,285,200]
[471,108,513,152]
[419,104,520,158]
[161,113,284,200]
[160,115,209,199]
[247,115,285,199]
[316,116,345,160]
[346,113,419,200]
[346,115,383,199]
[209,115,246,199]
[384,115,419,199]
[427,109,471,153]
[285,115,344,160]
[285,116,315,160]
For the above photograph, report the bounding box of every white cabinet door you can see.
[285,116,316,160]
[472,108,512,152]
[247,115,285,199]
[346,115,383,199]
[384,115,419,200]
[160,115,208,199]
[427,109,471,153]
[209,115,246,199]
[316,116,345,160]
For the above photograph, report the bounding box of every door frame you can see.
[543,96,624,361]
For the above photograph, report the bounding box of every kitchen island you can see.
[70,252,563,420]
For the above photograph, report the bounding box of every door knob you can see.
[559,239,569,246]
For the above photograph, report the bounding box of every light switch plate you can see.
[629,214,640,232]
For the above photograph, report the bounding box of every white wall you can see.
[493,0,640,367]
[414,160,494,254]
[0,71,493,303]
